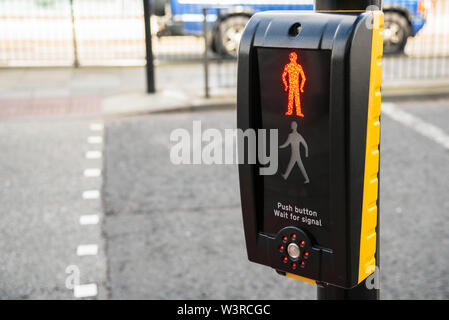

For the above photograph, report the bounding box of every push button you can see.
[287,243,301,260]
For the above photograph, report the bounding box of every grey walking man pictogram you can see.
[280,121,310,183]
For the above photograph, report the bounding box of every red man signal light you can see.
[282,51,307,117]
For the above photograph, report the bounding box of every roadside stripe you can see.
[74,283,98,298]
[84,168,102,177]
[82,190,100,200]
[68,121,104,299]
[77,244,98,256]
[90,123,104,131]
[382,103,449,150]
[87,136,103,144]
[86,151,102,159]
[79,215,100,225]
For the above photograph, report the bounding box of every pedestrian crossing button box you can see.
[237,10,383,289]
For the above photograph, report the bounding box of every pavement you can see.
[0,64,236,119]
[1,63,449,121]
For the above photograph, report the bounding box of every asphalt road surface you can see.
[1,98,449,299]
[0,115,108,299]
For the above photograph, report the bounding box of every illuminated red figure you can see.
[282,52,306,117]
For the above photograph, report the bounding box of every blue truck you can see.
[153,0,432,55]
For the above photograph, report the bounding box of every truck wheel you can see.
[152,0,167,17]
[383,12,411,55]
[216,15,250,58]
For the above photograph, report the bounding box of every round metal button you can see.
[287,243,300,259]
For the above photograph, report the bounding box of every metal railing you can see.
[204,0,449,93]
[0,0,147,66]
[0,0,208,66]
[0,0,448,93]
[383,0,449,81]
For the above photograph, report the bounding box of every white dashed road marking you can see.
[77,244,99,256]
[382,103,449,150]
[79,214,100,225]
[87,136,103,144]
[85,151,102,159]
[69,121,104,298]
[90,123,104,131]
[74,284,98,298]
[82,190,100,200]
[84,169,102,177]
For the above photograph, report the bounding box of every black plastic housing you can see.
[237,11,375,289]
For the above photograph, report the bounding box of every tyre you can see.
[215,15,250,58]
[383,11,411,55]
[152,0,167,17]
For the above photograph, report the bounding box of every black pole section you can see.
[315,0,381,300]
[315,0,381,10]
[216,8,223,87]
[317,274,380,300]
[143,0,156,93]
[70,0,79,68]
[203,8,210,99]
